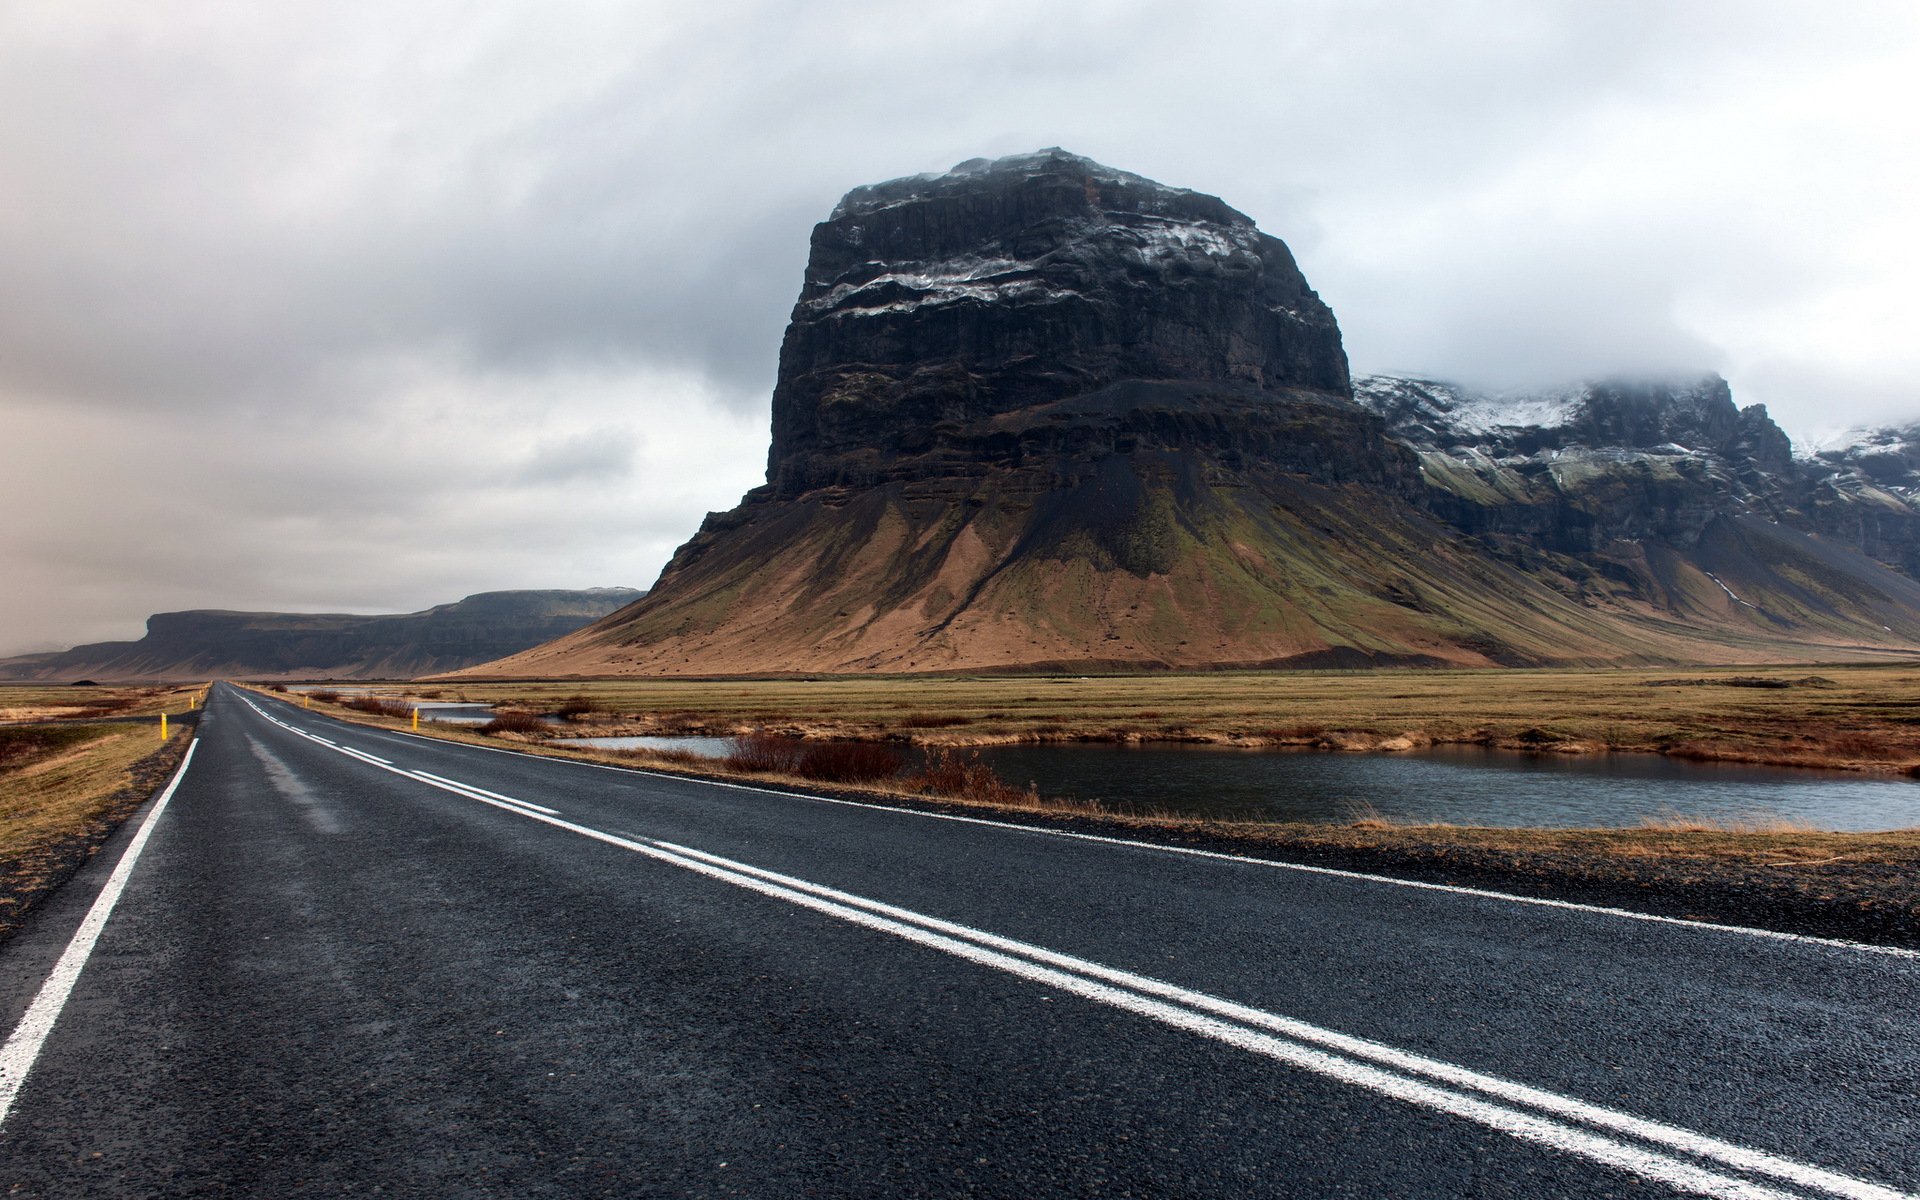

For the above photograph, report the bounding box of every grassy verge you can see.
[377,664,1920,773]
[261,685,1920,946]
[0,682,208,724]
[0,722,193,942]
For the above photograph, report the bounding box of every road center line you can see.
[0,740,199,1129]
[440,797,1886,1198]
[648,839,1902,1200]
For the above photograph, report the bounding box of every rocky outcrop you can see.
[766,148,1351,496]
[0,589,644,681]
[1798,424,1920,580]
[470,151,1920,679]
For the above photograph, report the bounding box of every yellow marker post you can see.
[412,708,420,731]
[160,712,168,740]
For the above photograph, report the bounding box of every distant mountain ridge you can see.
[1353,373,1920,588]
[462,150,1920,678]
[0,589,644,681]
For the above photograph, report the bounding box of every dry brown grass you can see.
[0,725,171,861]
[0,682,206,724]
[337,664,1920,773]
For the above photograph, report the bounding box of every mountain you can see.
[469,150,1920,678]
[1349,374,1920,650]
[0,589,644,681]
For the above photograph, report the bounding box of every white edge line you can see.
[0,738,199,1128]
[245,690,1920,961]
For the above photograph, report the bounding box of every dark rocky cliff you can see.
[765,148,1352,497]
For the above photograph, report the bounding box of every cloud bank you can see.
[3,0,1916,653]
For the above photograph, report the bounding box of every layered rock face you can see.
[472,152,1920,678]
[0,589,644,681]
[767,149,1352,496]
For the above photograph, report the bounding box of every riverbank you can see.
[268,686,1920,948]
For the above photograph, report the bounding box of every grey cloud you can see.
[2,0,1916,654]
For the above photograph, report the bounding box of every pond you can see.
[555,735,1920,831]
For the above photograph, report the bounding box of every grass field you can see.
[358,664,1920,772]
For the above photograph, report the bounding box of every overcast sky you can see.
[4,0,1917,655]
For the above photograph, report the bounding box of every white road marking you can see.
[0,741,199,1129]
[237,697,560,817]
[410,771,560,816]
[233,692,1913,1197]
[653,838,1906,1200]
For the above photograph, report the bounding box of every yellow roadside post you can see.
[412,707,420,731]
[160,712,168,740]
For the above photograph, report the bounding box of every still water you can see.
[557,735,1919,831]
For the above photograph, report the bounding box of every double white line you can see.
[247,697,1910,1200]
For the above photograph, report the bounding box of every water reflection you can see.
[550,735,1920,831]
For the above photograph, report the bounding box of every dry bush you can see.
[481,711,550,736]
[794,742,904,783]
[645,748,708,766]
[266,683,289,693]
[909,747,1039,806]
[1258,723,1326,740]
[899,713,971,729]
[724,734,803,773]
[343,696,412,718]
[307,690,341,704]
[1823,731,1889,758]
[555,695,601,719]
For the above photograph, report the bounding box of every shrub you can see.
[555,695,600,719]
[481,711,550,736]
[629,747,707,766]
[307,690,341,704]
[899,712,971,729]
[909,747,1039,806]
[794,742,904,783]
[266,683,289,693]
[724,734,803,773]
[343,696,412,718]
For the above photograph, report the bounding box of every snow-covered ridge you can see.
[1795,424,1919,461]
[809,213,1258,320]
[831,147,1186,220]
[1353,375,1585,436]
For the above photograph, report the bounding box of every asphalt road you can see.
[0,682,1915,1198]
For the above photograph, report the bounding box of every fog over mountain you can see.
[2,1,1916,655]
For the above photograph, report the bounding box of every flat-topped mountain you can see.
[768,148,1350,495]
[469,152,1920,678]
[0,588,644,681]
